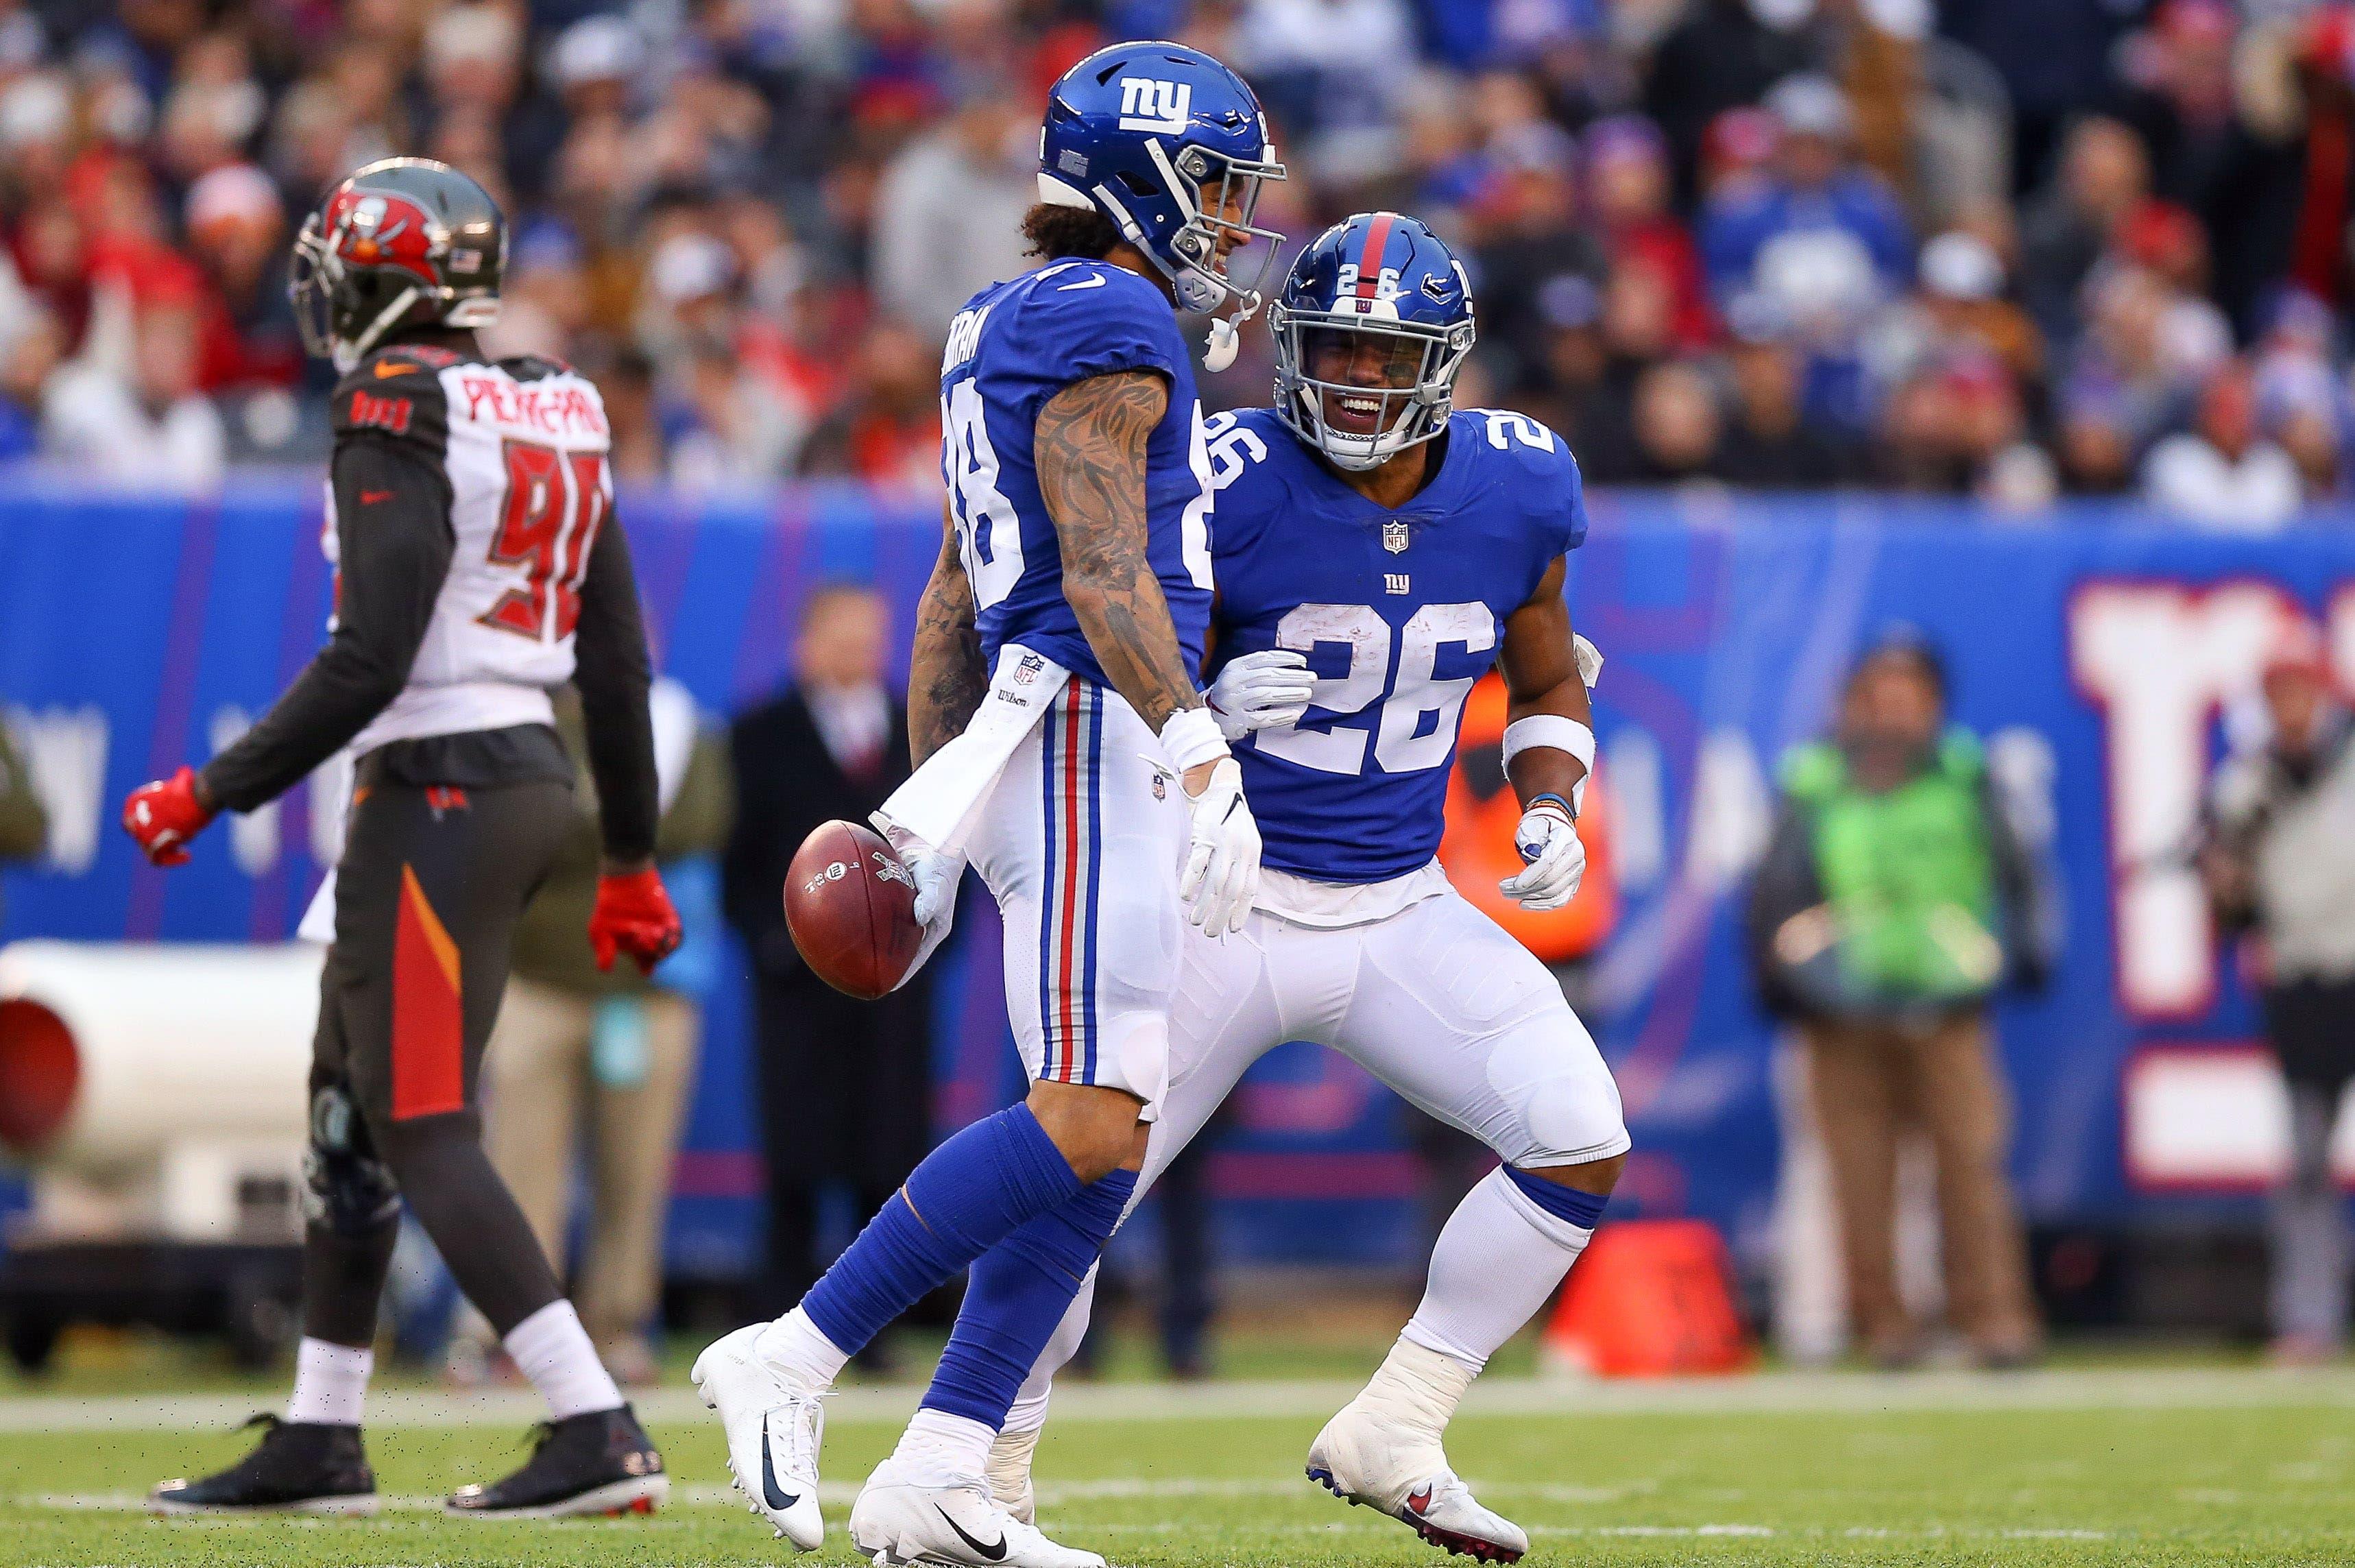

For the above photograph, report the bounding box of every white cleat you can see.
[1306,1401,1530,1565]
[851,1457,1104,1567]
[691,1322,827,1552]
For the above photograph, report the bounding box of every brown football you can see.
[784,820,922,1000]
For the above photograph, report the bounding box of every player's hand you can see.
[121,767,214,867]
[1206,649,1316,741]
[1180,756,1261,936]
[590,865,684,975]
[1499,796,1586,911]
[904,841,965,937]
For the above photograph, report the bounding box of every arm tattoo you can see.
[908,511,988,767]
[1035,370,1203,733]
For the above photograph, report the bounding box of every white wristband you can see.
[1158,705,1231,773]
[1501,714,1595,774]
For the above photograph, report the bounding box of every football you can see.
[784,819,922,1000]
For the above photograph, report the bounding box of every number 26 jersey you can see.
[1207,406,1589,884]
[939,260,1216,689]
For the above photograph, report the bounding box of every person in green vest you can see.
[1748,633,2051,1369]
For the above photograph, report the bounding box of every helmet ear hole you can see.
[1116,169,1155,199]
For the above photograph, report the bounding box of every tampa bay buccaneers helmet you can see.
[291,158,505,370]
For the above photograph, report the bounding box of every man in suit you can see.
[723,583,934,1349]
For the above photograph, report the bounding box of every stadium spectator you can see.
[1584,114,1714,350]
[870,73,1037,339]
[2018,117,2149,351]
[722,583,934,1348]
[40,293,225,493]
[797,317,943,490]
[1717,295,1856,487]
[1748,635,2049,1368]
[2143,359,2304,530]
[449,682,736,1388]
[1644,0,1823,200]
[1698,75,1913,313]
[2199,626,2355,1364]
[1584,359,1724,483]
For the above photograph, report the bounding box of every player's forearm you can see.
[909,534,987,768]
[1498,558,1591,810]
[203,439,451,812]
[1502,675,1592,808]
[572,518,660,867]
[1036,370,1202,732]
[1062,569,1201,732]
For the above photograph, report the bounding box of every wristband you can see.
[1158,705,1231,773]
[1501,714,1595,773]
[1525,791,1575,822]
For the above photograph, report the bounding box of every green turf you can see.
[1,1394,2351,1566]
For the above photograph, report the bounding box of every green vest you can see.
[1782,730,2003,1004]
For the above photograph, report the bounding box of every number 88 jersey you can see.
[1206,405,1589,884]
[939,259,1216,689]
[328,342,614,755]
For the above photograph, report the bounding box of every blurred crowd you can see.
[3,0,2355,524]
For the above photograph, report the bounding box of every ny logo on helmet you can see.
[1118,77,1192,134]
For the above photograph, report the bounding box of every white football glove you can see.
[1179,756,1261,936]
[876,819,965,989]
[1205,648,1316,742]
[1498,797,1586,911]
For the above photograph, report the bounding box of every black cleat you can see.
[446,1403,668,1519]
[150,1414,380,1516]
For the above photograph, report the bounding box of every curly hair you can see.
[1022,202,1122,262]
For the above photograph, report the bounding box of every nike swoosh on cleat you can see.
[937,1504,1008,1560]
[358,490,396,504]
[758,1414,799,1512]
[1407,1485,1434,1515]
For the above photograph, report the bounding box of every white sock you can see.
[1401,1165,1595,1371]
[285,1337,374,1426]
[891,1407,998,1484]
[755,1305,851,1392]
[503,1300,624,1421]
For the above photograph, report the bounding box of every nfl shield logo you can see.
[1015,652,1045,686]
[1382,520,1410,555]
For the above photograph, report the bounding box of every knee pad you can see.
[303,1084,400,1238]
[1489,1014,1630,1168]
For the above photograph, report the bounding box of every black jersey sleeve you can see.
[570,508,660,866]
[200,383,457,813]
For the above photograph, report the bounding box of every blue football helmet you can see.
[1038,41,1287,340]
[1271,212,1476,470]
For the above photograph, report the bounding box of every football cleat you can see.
[1306,1403,1529,1564]
[150,1414,379,1515]
[692,1321,827,1551]
[445,1404,667,1519]
[851,1456,1104,1567]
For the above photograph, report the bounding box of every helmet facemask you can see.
[289,194,504,372]
[1273,307,1473,471]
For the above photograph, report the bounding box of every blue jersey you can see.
[939,260,1216,688]
[1208,406,1588,884]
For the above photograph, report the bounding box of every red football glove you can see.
[121,767,215,867]
[589,866,683,975]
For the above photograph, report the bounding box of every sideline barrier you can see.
[1,479,2352,1273]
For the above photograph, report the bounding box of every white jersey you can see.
[326,344,614,756]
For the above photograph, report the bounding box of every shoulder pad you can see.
[331,349,451,446]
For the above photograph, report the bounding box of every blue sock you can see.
[802,1105,1082,1356]
[921,1167,1137,1427]
[1506,1164,1608,1229]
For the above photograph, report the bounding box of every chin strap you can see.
[1204,288,1266,373]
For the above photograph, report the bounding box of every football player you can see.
[983,213,1629,1564]
[123,160,680,1519]
[690,40,1284,1568]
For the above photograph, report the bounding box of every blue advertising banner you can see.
[2,479,2350,1275]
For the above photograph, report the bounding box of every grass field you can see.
[0,1359,2350,1566]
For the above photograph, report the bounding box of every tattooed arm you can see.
[908,501,989,768]
[1033,370,1205,737]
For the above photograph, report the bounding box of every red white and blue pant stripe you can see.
[1037,679,1104,1086]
